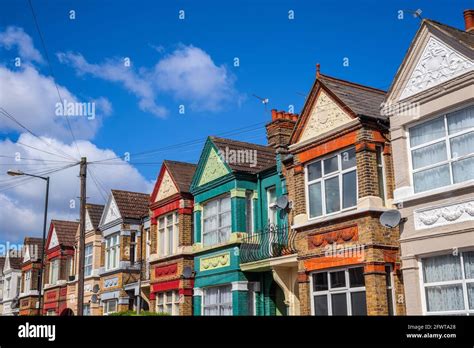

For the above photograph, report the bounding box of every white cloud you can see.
[57,44,239,116]
[0,133,154,244]
[0,26,44,64]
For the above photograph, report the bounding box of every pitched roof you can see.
[86,203,105,229]
[164,160,197,193]
[23,237,43,260]
[7,252,22,270]
[317,74,387,120]
[425,19,474,49]
[210,136,276,174]
[52,220,79,247]
[111,189,150,219]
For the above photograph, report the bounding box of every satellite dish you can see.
[276,195,289,210]
[91,294,98,304]
[183,266,193,279]
[380,210,402,228]
[92,284,100,293]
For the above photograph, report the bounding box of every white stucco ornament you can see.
[415,200,474,230]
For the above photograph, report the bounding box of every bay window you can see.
[409,105,474,193]
[203,285,232,316]
[158,212,179,257]
[421,251,474,315]
[156,291,180,315]
[310,267,367,316]
[49,259,60,285]
[105,234,120,271]
[202,196,231,246]
[84,243,93,277]
[306,147,357,218]
[103,299,117,315]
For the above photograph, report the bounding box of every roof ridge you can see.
[318,73,387,94]
[111,189,149,196]
[52,219,79,224]
[164,159,197,166]
[424,18,470,36]
[210,136,274,151]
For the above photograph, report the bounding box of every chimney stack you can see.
[464,9,474,32]
[266,109,298,152]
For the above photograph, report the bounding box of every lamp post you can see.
[7,169,49,316]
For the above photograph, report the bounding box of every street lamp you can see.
[7,169,50,316]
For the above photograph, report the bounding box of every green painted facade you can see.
[191,137,288,316]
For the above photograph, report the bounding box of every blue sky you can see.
[0,0,471,245]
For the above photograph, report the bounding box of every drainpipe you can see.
[136,217,144,315]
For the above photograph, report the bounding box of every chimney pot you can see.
[464,9,474,32]
[271,109,277,120]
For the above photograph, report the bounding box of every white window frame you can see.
[419,251,474,315]
[309,266,367,316]
[49,259,60,285]
[408,105,474,194]
[245,190,255,234]
[84,243,93,277]
[267,186,277,225]
[202,284,233,316]
[83,303,91,316]
[24,270,32,293]
[5,277,11,298]
[202,195,231,247]
[155,290,180,315]
[105,234,120,271]
[158,212,179,257]
[103,299,118,315]
[46,309,56,316]
[305,147,358,220]
[376,145,387,204]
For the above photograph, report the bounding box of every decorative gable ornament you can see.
[85,211,93,232]
[400,36,474,100]
[156,169,178,202]
[103,196,121,225]
[298,89,352,143]
[48,228,59,250]
[198,147,229,186]
[23,245,30,263]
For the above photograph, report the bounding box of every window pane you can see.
[447,106,474,135]
[313,272,328,292]
[330,271,346,288]
[464,251,474,279]
[341,148,356,170]
[204,216,217,232]
[324,176,340,213]
[410,116,445,147]
[308,161,322,181]
[220,197,231,212]
[426,285,464,312]
[308,183,322,218]
[349,267,365,288]
[350,291,367,315]
[450,131,474,159]
[423,254,462,283]
[331,293,348,315]
[342,171,357,209]
[204,200,217,218]
[314,295,328,316]
[468,284,474,310]
[323,156,338,174]
[412,141,447,170]
[413,164,450,193]
[203,230,218,246]
[219,211,231,228]
[452,156,474,184]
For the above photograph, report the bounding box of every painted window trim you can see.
[201,195,231,247]
[202,284,233,316]
[158,211,179,257]
[155,290,180,315]
[105,233,120,271]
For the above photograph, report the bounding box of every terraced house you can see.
[43,220,78,316]
[384,10,474,315]
[284,70,405,316]
[19,237,43,315]
[98,189,149,314]
[148,160,196,315]
[1,249,22,315]
[191,136,291,315]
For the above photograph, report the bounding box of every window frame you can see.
[24,270,32,293]
[105,234,120,271]
[305,147,358,220]
[103,299,118,315]
[155,290,180,315]
[419,251,474,315]
[407,105,474,194]
[267,186,277,225]
[245,190,255,234]
[49,258,60,285]
[84,243,93,277]
[309,266,367,316]
[202,284,233,316]
[201,195,231,247]
[157,212,179,257]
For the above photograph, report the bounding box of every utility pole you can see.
[77,157,87,316]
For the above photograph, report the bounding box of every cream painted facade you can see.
[385,19,474,315]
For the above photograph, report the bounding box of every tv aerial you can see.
[252,94,269,112]
[379,210,402,228]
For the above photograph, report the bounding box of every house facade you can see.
[42,220,78,316]
[384,11,474,315]
[1,250,22,315]
[191,136,289,315]
[98,189,149,315]
[19,237,43,315]
[149,160,196,315]
[284,71,405,316]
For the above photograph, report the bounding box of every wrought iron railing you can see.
[240,224,297,264]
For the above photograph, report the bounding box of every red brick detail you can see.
[297,131,357,163]
[154,263,178,278]
[151,280,180,293]
[152,200,180,218]
[294,164,304,173]
[308,225,358,249]
[60,287,67,296]
[304,256,363,272]
[43,302,57,310]
[297,272,309,282]
[355,142,376,152]
[178,208,193,215]
[179,288,193,296]
[364,263,386,273]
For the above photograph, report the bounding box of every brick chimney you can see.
[464,9,474,32]
[266,109,298,152]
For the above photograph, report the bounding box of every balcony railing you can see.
[240,224,297,264]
